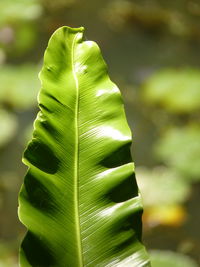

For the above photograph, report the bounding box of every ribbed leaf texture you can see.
[18,26,150,267]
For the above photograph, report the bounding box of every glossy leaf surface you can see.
[18,26,150,267]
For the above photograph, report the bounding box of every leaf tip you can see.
[55,25,85,34]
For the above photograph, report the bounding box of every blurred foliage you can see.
[0,242,18,267]
[144,205,186,227]
[0,0,200,265]
[155,125,200,181]
[137,167,189,227]
[0,0,42,23]
[150,250,198,267]
[0,64,39,111]
[0,0,42,57]
[143,68,200,113]
[104,0,200,40]
[40,0,76,10]
[137,167,190,207]
[0,109,17,148]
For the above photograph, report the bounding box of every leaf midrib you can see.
[72,32,83,266]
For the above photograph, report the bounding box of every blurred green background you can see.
[0,0,200,266]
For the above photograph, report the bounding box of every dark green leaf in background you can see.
[143,68,200,114]
[0,64,40,110]
[0,109,17,148]
[155,125,200,181]
[150,250,198,267]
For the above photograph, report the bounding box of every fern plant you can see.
[18,26,150,267]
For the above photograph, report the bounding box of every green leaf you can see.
[155,125,200,181]
[0,108,17,148]
[143,68,200,113]
[0,0,42,24]
[137,167,190,207]
[0,64,40,110]
[150,250,198,267]
[0,241,18,267]
[18,26,150,266]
